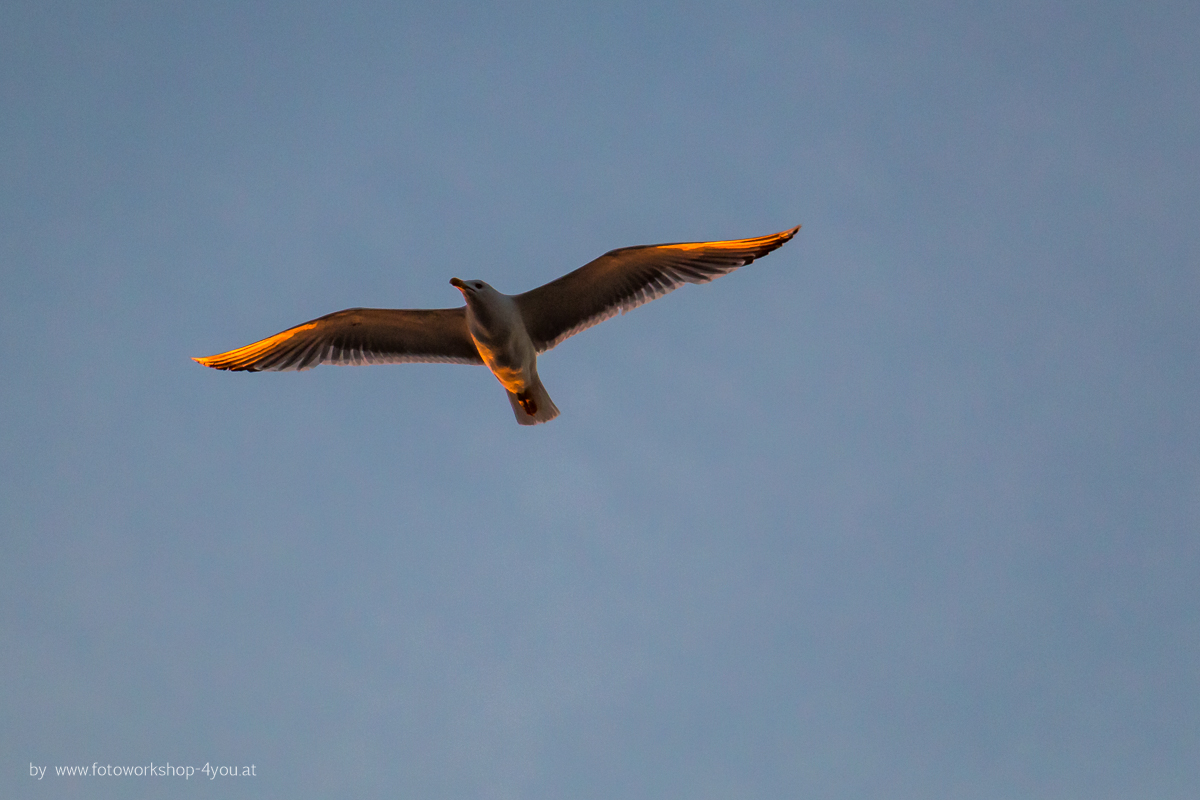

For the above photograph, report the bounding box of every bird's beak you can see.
[450,277,468,294]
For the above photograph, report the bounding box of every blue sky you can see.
[3,1,1198,798]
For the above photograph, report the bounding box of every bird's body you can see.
[451,277,558,423]
[195,226,799,425]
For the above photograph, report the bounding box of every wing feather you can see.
[193,307,483,371]
[514,226,799,352]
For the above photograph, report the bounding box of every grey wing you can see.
[514,226,799,353]
[193,307,483,371]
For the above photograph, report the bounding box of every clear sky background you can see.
[2,1,1198,798]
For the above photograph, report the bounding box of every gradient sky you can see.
[3,1,1198,798]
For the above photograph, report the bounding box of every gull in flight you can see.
[194,226,800,425]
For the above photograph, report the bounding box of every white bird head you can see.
[450,277,491,295]
[450,277,506,306]
[450,278,517,331]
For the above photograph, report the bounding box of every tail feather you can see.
[506,377,560,426]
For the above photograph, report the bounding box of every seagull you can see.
[194,225,800,425]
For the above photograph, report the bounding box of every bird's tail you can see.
[507,376,560,426]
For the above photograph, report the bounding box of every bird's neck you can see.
[465,294,518,345]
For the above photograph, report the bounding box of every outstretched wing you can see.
[514,226,799,353]
[193,307,483,371]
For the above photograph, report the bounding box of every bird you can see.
[194,225,800,425]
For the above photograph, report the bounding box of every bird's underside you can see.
[194,225,800,424]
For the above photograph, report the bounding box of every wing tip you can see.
[770,224,801,244]
[760,224,801,251]
[737,224,800,257]
[193,352,253,371]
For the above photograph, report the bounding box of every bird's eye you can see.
[475,282,483,289]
